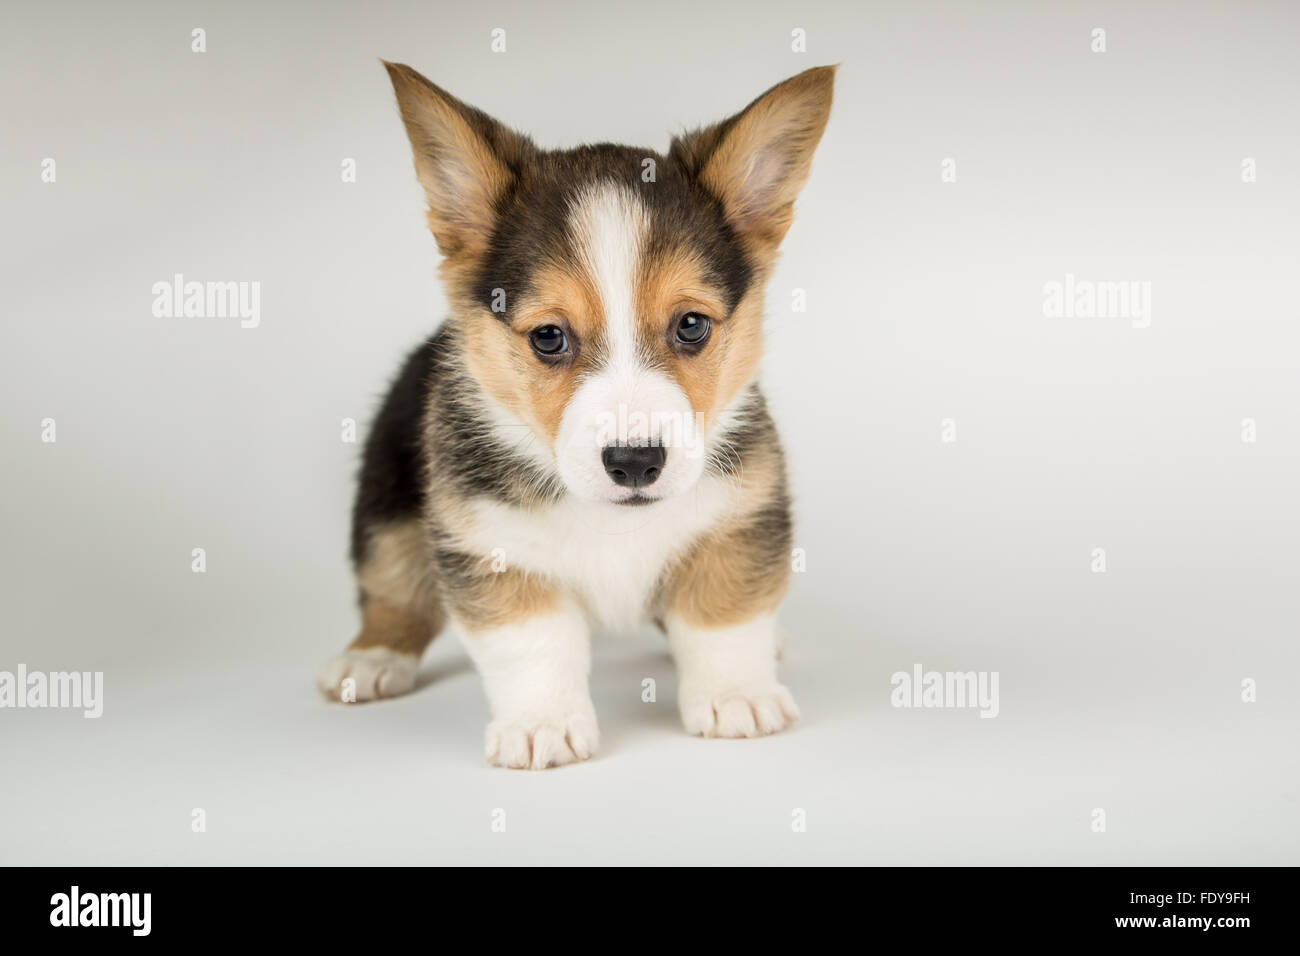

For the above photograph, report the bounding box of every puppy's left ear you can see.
[383,61,533,260]
[672,66,835,257]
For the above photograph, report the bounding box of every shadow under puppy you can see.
[320,61,835,769]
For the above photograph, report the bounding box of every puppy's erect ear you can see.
[671,66,835,256]
[383,61,533,259]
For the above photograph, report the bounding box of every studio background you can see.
[2,0,1297,864]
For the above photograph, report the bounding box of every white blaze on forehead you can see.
[568,182,649,369]
[556,181,705,503]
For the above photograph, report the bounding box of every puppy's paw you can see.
[679,683,800,738]
[317,647,418,702]
[485,710,599,770]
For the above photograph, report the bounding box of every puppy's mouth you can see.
[612,493,659,507]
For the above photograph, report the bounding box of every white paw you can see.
[679,682,800,738]
[485,709,599,770]
[317,647,418,702]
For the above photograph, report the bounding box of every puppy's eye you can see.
[529,324,569,358]
[674,312,712,347]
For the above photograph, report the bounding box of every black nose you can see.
[601,444,666,488]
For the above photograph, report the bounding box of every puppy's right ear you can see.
[671,66,834,260]
[383,61,532,259]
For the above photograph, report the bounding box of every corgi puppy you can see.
[319,61,834,769]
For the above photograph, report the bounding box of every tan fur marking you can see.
[659,442,791,628]
[665,532,790,628]
[463,264,604,445]
[423,497,559,632]
[451,569,558,633]
[350,599,440,656]
[351,521,444,655]
[356,522,435,607]
[634,249,766,430]
[701,289,766,424]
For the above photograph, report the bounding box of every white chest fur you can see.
[464,476,738,632]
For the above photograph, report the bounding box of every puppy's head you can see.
[385,62,834,505]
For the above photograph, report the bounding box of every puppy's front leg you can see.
[667,614,799,737]
[663,523,799,738]
[458,598,598,770]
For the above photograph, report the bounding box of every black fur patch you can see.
[350,324,568,568]
[349,339,437,565]
[472,145,753,324]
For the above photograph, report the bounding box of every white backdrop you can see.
[2,0,1297,864]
